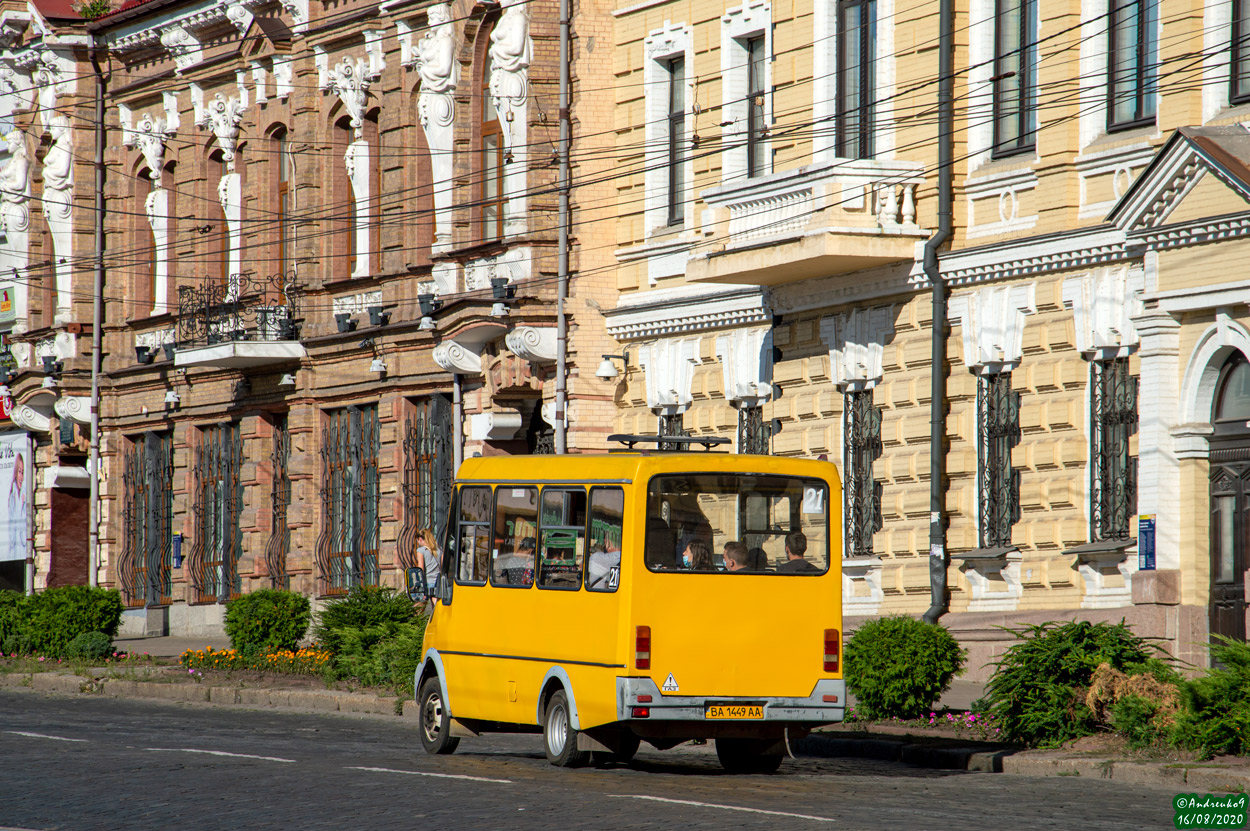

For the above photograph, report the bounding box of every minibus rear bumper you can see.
[615,677,846,724]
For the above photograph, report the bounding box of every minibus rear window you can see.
[645,474,830,574]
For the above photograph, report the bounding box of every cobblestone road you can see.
[0,692,1182,830]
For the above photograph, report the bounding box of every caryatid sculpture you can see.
[42,115,73,323]
[0,131,30,329]
[488,0,532,235]
[414,3,459,252]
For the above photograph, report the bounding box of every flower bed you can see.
[179,646,331,675]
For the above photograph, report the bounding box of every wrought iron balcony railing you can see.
[176,272,303,348]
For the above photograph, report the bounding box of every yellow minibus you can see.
[408,435,844,773]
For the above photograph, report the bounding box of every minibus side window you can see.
[455,486,492,585]
[587,487,624,592]
[538,488,587,590]
[492,486,538,588]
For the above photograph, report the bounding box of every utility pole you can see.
[554,0,571,453]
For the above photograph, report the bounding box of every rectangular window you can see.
[977,372,1021,549]
[666,56,686,226]
[836,0,876,159]
[993,0,1037,156]
[401,396,454,572]
[1090,357,1138,542]
[844,389,883,557]
[587,487,624,592]
[1108,0,1159,130]
[745,36,767,178]
[538,488,587,589]
[455,485,493,584]
[120,432,174,607]
[1234,0,1250,104]
[320,405,380,595]
[646,474,830,574]
[267,414,291,590]
[194,422,243,604]
[738,404,771,455]
[491,486,537,587]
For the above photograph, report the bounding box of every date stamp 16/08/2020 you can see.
[1174,794,1249,829]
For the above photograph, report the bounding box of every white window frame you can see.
[644,22,695,235]
[967,0,1041,173]
[813,0,895,166]
[721,0,773,183]
[1078,0,1162,151]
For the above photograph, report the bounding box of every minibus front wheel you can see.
[543,690,590,768]
[418,677,460,755]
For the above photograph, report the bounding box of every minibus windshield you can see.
[644,474,830,574]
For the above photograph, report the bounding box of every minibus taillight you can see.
[824,629,840,673]
[636,625,651,670]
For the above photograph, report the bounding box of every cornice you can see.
[604,285,771,341]
[932,228,1129,287]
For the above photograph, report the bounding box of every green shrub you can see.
[1109,694,1164,750]
[225,590,311,655]
[982,620,1168,748]
[323,619,427,696]
[19,586,124,658]
[313,586,419,654]
[0,591,26,653]
[1172,637,1250,759]
[844,615,966,720]
[65,631,114,661]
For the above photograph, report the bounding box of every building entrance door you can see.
[1209,352,1250,648]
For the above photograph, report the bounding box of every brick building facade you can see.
[0,0,620,636]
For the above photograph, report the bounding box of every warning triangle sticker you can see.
[661,673,679,692]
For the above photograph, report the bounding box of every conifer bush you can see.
[982,620,1171,748]
[844,615,965,720]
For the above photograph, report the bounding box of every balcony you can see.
[174,273,306,369]
[687,159,929,287]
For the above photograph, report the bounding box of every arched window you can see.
[480,49,504,243]
[332,116,355,279]
[273,129,296,276]
[1215,352,1250,426]
[207,150,228,286]
[135,167,156,312]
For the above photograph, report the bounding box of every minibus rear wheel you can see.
[715,738,783,774]
[543,690,590,767]
[418,677,460,755]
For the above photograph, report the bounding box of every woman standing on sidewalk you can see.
[416,528,442,604]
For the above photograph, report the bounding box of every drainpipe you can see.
[553,0,571,453]
[88,37,106,588]
[452,373,463,473]
[922,0,953,625]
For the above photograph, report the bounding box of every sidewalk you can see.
[4,659,1247,791]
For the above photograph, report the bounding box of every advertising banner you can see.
[0,431,30,562]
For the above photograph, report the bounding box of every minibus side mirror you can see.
[437,573,453,606]
[405,567,428,603]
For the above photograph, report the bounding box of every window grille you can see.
[845,389,883,556]
[191,422,243,604]
[1090,357,1138,541]
[738,404,771,455]
[119,432,174,608]
[318,405,380,595]
[398,397,453,569]
[977,372,1021,549]
[265,415,291,589]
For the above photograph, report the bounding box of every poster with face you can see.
[0,431,30,562]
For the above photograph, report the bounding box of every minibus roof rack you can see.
[607,434,731,452]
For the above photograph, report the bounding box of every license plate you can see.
[705,704,764,720]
